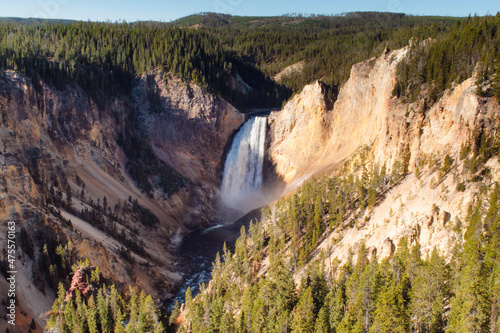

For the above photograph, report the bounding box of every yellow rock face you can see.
[266,45,500,268]
[268,80,332,183]
[268,48,409,188]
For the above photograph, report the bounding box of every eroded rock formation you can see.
[266,47,500,266]
[0,69,244,326]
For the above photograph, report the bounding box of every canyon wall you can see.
[0,69,243,326]
[267,47,500,266]
[267,81,332,184]
[135,72,245,184]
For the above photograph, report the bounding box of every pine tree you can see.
[97,288,113,333]
[491,61,500,100]
[114,309,126,333]
[185,287,193,310]
[138,292,164,332]
[86,295,99,333]
[410,248,447,332]
[268,257,296,316]
[66,186,73,208]
[220,309,236,333]
[314,306,331,333]
[169,301,181,327]
[369,278,409,333]
[208,296,224,333]
[291,287,316,333]
[47,282,66,331]
[63,298,76,333]
[126,286,139,333]
[250,289,267,333]
[74,290,89,332]
[447,201,491,332]
[328,282,346,332]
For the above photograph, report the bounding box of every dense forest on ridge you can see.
[394,13,500,104]
[0,12,461,110]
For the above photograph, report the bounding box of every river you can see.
[166,209,261,309]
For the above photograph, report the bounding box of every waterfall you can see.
[220,116,267,212]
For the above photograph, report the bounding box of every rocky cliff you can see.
[268,48,409,188]
[266,46,500,267]
[133,72,245,226]
[135,72,245,184]
[267,81,333,184]
[0,69,244,326]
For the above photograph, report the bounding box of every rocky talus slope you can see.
[0,69,243,327]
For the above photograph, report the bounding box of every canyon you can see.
[1,42,499,331]
[0,68,244,329]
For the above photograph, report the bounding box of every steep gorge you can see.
[0,69,244,328]
[2,36,500,333]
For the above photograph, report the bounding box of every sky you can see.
[0,0,498,22]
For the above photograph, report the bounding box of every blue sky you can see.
[0,0,498,22]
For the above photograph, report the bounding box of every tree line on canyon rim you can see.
[1,13,499,109]
[0,12,480,109]
[2,11,500,333]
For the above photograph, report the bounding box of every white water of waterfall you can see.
[220,116,267,212]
